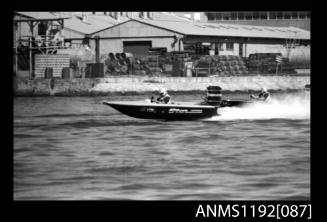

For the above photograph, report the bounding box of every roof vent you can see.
[148,12,154,19]
[82,12,88,22]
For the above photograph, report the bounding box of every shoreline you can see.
[14,75,310,97]
[13,89,304,97]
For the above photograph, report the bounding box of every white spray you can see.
[210,92,310,121]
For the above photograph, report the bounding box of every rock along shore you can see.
[14,75,310,97]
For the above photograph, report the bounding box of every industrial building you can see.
[86,18,310,59]
[13,11,311,79]
[14,11,310,59]
[174,11,311,30]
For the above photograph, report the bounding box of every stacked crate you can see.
[215,55,248,75]
[34,54,70,78]
[130,58,150,75]
[193,55,214,77]
[170,52,191,76]
[147,55,161,75]
[159,56,173,74]
[193,55,249,76]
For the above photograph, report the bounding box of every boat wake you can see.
[208,93,310,121]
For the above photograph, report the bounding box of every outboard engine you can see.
[205,85,222,106]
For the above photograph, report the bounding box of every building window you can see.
[284,11,291,19]
[222,12,231,20]
[226,42,234,51]
[245,12,253,20]
[259,11,267,19]
[217,43,224,51]
[291,11,299,19]
[215,12,222,20]
[207,13,215,21]
[238,12,245,20]
[270,11,277,19]
[299,11,309,19]
[276,11,283,19]
[253,11,260,20]
[230,12,238,20]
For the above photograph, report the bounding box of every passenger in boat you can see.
[150,96,156,103]
[156,88,171,104]
[251,87,270,101]
[304,84,310,92]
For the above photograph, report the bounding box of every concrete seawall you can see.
[14,75,310,96]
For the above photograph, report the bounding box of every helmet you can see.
[261,87,267,92]
[159,88,167,95]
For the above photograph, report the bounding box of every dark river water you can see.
[13,92,310,200]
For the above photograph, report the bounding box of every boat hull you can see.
[103,101,218,120]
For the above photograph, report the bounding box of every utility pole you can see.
[14,22,18,77]
[29,36,32,79]
[95,35,100,63]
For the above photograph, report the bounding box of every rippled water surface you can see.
[14,92,310,200]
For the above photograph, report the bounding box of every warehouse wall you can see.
[89,37,178,55]
[63,28,85,39]
[245,43,310,61]
[87,20,183,56]
[246,43,286,56]
[288,45,310,65]
[219,43,240,56]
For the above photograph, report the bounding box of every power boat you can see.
[103,85,258,121]
[103,101,218,120]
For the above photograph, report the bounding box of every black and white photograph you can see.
[13,10,310,201]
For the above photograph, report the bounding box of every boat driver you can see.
[156,88,171,104]
[251,87,270,101]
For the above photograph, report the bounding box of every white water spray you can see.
[210,93,310,121]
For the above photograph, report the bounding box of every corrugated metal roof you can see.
[64,17,111,34]
[64,14,130,35]
[67,12,193,35]
[132,18,310,40]
[15,12,69,20]
[64,12,189,35]
[152,12,193,22]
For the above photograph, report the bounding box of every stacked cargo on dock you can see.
[170,51,193,76]
[193,55,213,77]
[34,54,71,78]
[193,55,249,76]
[247,53,296,74]
[105,52,130,75]
[215,55,248,76]
[147,55,161,75]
